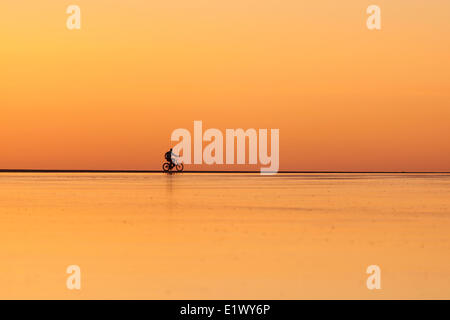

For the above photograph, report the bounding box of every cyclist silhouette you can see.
[164,148,179,167]
[163,148,183,172]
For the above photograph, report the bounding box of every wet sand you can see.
[0,173,449,299]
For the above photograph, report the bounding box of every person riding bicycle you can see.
[164,148,179,167]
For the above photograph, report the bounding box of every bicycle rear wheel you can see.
[162,163,171,172]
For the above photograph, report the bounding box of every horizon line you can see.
[1,169,449,174]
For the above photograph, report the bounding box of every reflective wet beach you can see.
[0,173,449,299]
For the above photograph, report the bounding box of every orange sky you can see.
[1,0,449,171]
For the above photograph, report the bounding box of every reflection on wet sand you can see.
[0,173,449,299]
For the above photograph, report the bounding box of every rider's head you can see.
[170,148,173,151]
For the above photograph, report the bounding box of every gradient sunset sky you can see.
[1,0,449,171]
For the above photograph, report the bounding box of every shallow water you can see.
[0,173,449,299]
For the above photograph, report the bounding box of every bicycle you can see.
[162,158,184,173]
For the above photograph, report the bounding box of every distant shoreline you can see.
[0,169,449,174]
